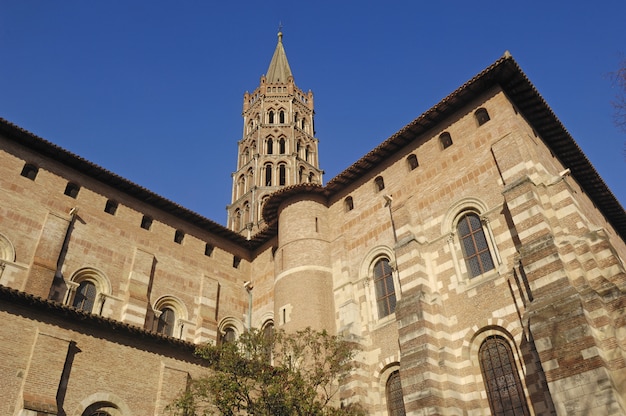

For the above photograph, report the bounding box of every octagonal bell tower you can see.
[227,31,323,237]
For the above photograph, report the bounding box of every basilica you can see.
[1,32,625,415]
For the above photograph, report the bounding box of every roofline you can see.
[0,117,253,250]
[321,53,626,240]
[0,285,200,356]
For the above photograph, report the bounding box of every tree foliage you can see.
[169,327,364,416]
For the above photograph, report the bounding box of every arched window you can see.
[309,172,315,183]
[386,370,406,416]
[479,336,530,415]
[475,107,491,126]
[234,209,241,230]
[374,176,385,192]
[244,202,251,224]
[279,110,285,124]
[174,229,184,244]
[265,164,273,186]
[279,164,286,186]
[279,138,286,154]
[296,140,301,156]
[20,163,39,180]
[247,168,254,192]
[457,212,495,278]
[407,154,418,170]
[373,258,396,318]
[344,196,354,212]
[305,146,311,162]
[268,111,274,124]
[237,175,245,198]
[299,166,305,183]
[267,138,274,154]
[439,132,453,149]
[104,199,118,215]
[157,307,176,337]
[221,327,237,344]
[72,281,97,312]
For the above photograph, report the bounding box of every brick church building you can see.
[1,32,625,415]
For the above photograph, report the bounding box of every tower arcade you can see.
[227,31,323,236]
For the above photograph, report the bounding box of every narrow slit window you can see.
[344,196,354,212]
[279,164,286,186]
[233,256,241,268]
[407,154,419,170]
[374,176,385,192]
[205,243,214,257]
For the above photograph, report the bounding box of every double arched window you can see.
[67,268,110,315]
[373,258,396,318]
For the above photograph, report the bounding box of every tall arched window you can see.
[279,164,286,186]
[265,164,273,186]
[299,166,305,183]
[279,138,286,154]
[279,110,285,124]
[268,111,274,124]
[344,196,354,212]
[267,138,274,154]
[374,176,385,192]
[386,370,406,416]
[157,307,176,337]
[457,212,495,277]
[479,336,530,415]
[72,281,97,312]
[374,258,396,318]
[234,209,241,230]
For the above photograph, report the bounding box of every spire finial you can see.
[278,22,283,42]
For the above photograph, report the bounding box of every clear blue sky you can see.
[1,1,624,225]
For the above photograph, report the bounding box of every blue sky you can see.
[1,1,624,225]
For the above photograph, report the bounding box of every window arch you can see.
[264,163,273,186]
[267,138,274,154]
[268,110,274,124]
[279,110,285,124]
[279,137,286,154]
[246,168,254,192]
[475,107,491,126]
[373,258,396,318]
[407,154,418,170]
[374,176,385,192]
[309,172,315,184]
[457,212,495,278]
[344,196,354,212]
[439,132,453,149]
[67,268,110,315]
[278,164,286,186]
[305,146,311,162]
[479,336,530,415]
[152,296,187,339]
[0,232,16,262]
[386,370,406,416]
[218,317,244,345]
[234,208,241,230]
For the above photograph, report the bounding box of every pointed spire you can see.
[266,30,293,84]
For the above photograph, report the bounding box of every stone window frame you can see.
[468,327,531,416]
[360,246,401,325]
[218,316,244,345]
[443,198,501,287]
[153,295,189,339]
[65,267,111,315]
[475,107,491,126]
[377,362,406,416]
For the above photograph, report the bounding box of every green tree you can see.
[169,327,364,416]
